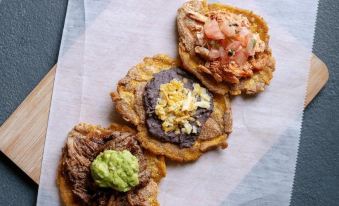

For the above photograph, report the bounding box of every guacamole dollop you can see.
[90,150,139,192]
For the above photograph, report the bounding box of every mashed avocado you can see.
[90,150,139,192]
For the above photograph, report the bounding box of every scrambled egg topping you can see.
[155,79,211,134]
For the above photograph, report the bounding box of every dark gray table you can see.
[0,0,338,205]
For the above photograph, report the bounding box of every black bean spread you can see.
[143,68,213,148]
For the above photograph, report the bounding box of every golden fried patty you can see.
[111,55,232,162]
[57,123,166,206]
[177,0,275,95]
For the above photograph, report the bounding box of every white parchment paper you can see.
[37,0,319,205]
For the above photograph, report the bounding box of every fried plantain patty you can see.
[57,123,166,206]
[177,0,275,95]
[111,55,232,162]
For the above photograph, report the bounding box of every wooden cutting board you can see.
[0,55,329,184]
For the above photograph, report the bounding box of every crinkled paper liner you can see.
[37,0,319,205]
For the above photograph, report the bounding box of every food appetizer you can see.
[57,0,276,204]
[177,0,275,95]
[57,123,166,206]
[112,55,232,162]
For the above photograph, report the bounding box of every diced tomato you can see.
[233,49,249,66]
[236,28,251,47]
[219,47,227,58]
[208,48,220,59]
[226,41,242,52]
[217,46,231,64]
[220,22,236,37]
[204,20,225,40]
[219,39,231,48]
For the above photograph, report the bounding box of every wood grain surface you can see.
[0,55,329,184]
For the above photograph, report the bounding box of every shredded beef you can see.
[61,128,151,206]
